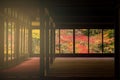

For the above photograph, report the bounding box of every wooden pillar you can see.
[50,23,53,64]
[28,23,32,57]
[40,7,45,77]
[52,29,55,60]
[73,29,75,54]
[6,18,8,66]
[48,28,52,67]
[116,4,119,79]
[119,8,120,80]
[15,22,19,63]
[50,23,54,64]
[27,21,30,57]
[23,24,25,58]
[53,23,55,60]
[0,12,4,68]
[10,22,12,61]
[45,16,49,75]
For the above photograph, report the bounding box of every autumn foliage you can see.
[55,29,114,54]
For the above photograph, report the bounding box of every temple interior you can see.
[0,0,119,80]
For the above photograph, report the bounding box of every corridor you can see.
[0,57,40,80]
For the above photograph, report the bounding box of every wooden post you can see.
[53,23,55,60]
[40,7,45,77]
[15,22,19,63]
[53,28,55,61]
[115,4,119,80]
[0,12,4,68]
[50,23,53,64]
[28,23,32,57]
[51,23,54,64]
[73,29,75,54]
[45,16,50,75]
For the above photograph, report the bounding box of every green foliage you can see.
[103,29,114,53]
[106,29,114,38]
[81,29,88,36]
[89,29,102,36]
[98,43,102,51]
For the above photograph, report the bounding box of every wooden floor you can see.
[0,57,115,80]
[47,57,114,78]
[0,57,40,80]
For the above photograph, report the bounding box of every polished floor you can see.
[0,57,40,80]
[0,57,115,80]
[48,57,114,77]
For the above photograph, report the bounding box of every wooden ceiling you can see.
[44,0,115,28]
[0,0,117,28]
